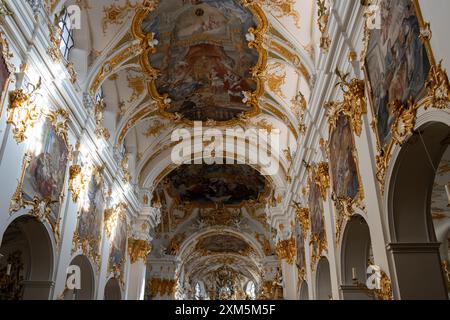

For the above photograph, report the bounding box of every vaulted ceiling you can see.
[55,0,322,295]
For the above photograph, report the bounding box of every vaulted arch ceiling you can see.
[59,0,318,186]
[55,0,322,290]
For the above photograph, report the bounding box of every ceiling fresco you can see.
[195,234,251,254]
[164,164,267,206]
[133,0,267,122]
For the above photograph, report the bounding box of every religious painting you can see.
[309,180,325,245]
[109,212,128,275]
[295,223,306,280]
[308,176,326,269]
[136,0,266,121]
[328,113,360,201]
[364,0,431,147]
[73,167,105,265]
[165,164,267,206]
[0,32,13,117]
[19,117,70,233]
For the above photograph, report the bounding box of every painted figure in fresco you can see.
[296,224,306,270]
[110,221,127,268]
[366,0,430,146]
[329,114,359,200]
[26,120,69,223]
[166,164,266,205]
[0,42,10,106]
[309,182,325,242]
[141,0,259,121]
[77,173,104,254]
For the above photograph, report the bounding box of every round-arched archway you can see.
[104,277,122,300]
[387,121,450,299]
[340,215,374,300]
[0,216,54,299]
[299,281,309,300]
[62,255,95,300]
[316,257,332,300]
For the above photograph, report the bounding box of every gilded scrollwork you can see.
[275,237,296,265]
[313,162,330,201]
[292,201,310,239]
[7,78,42,143]
[327,74,367,137]
[317,0,331,52]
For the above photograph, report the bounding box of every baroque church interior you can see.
[0,0,449,301]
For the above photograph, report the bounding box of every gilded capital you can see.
[128,238,152,264]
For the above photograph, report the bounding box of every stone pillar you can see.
[125,211,154,300]
[387,243,448,300]
[273,213,297,300]
[126,238,151,300]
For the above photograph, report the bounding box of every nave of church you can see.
[0,0,449,301]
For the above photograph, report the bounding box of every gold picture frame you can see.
[9,108,71,242]
[361,0,450,193]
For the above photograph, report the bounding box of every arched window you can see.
[58,8,74,60]
[194,282,204,300]
[245,281,256,300]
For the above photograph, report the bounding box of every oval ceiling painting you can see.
[132,0,267,123]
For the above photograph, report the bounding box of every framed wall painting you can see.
[327,112,365,242]
[362,0,437,190]
[73,166,105,269]
[308,167,327,271]
[9,109,71,240]
[0,31,14,117]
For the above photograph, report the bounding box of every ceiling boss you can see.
[131,0,268,125]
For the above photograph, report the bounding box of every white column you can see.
[126,259,147,300]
